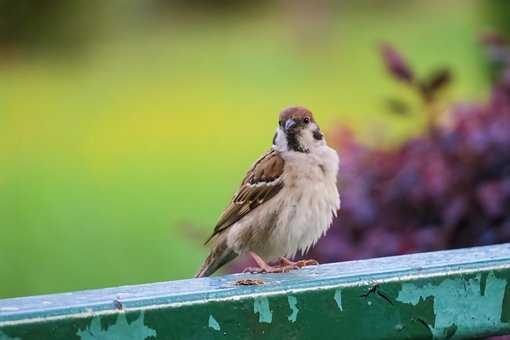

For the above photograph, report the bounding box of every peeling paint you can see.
[334,288,343,311]
[3,245,510,339]
[287,296,299,322]
[397,272,507,339]
[77,313,156,340]
[208,315,220,331]
[0,331,20,340]
[253,297,272,323]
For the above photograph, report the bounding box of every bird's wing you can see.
[204,149,285,244]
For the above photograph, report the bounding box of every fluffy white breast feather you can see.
[227,142,340,260]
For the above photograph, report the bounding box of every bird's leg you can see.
[279,257,319,268]
[243,252,296,273]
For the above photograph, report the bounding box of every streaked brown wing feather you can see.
[204,150,285,244]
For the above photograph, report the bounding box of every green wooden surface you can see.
[2,244,510,339]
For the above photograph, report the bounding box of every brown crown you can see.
[278,106,315,123]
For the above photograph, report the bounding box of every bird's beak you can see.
[284,119,297,132]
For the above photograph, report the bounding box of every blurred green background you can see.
[0,0,502,298]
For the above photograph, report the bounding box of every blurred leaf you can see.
[419,68,452,102]
[380,43,414,84]
[384,98,412,115]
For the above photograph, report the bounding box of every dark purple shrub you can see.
[307,38,510,262]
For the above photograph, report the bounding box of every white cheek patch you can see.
[273,127,288,152]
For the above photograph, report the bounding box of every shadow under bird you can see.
[196,106,340,277]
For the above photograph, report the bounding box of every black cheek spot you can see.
[313,130,323,140]
[272,132,277,145]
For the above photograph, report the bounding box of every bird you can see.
[195,106,340,277]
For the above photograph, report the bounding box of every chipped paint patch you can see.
[0,331,20,340]
[287,296,299,322]
[208,315,220,331]
[77,313,156,340]
[254,297,272,323]
[397,272,507,339]
[334,288,343,311]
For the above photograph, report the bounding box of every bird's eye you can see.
[303,117,310,124]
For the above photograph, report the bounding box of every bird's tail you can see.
[195,243,237,278]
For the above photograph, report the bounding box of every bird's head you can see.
[272,106,324,153]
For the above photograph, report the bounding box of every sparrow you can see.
[195,106,340,277]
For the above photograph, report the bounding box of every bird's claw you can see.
[278,264,299,272]
[295,259,319,267]
[279,257,319,268]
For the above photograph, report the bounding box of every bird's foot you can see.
[243,251,302,274]
[280,257,319,268]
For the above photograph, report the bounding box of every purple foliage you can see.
[380,43,415,84]
[307,39,510,263]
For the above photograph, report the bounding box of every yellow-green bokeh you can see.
[0,1,493,297]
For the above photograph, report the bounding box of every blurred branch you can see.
[379,43,452,131]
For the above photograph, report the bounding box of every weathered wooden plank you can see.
[2,244,510,339]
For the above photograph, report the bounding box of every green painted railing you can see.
[2,244,510,339]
